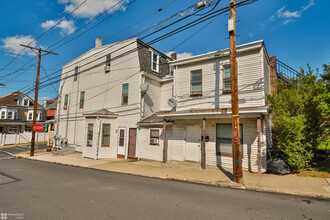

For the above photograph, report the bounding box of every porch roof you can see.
[82,109,118,118]
[157,106,269,119]
[137,113,173,126]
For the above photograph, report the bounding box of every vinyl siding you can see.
[160,80,173,111]
[143,77,161,118]
[175,49,264,111]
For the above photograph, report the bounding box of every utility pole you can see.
[20,44,57,156]
[228,0,243,183]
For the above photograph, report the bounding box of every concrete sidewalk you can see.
[15,152,330,199]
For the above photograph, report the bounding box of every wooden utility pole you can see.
[20,44,57,156]
[229,0,243,183]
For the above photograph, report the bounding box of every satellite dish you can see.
[140,83,149,92]
[168,98,177,108]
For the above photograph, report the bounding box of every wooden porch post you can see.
[257,117,262,173]
[202,118,206,169]
[163,119,166,163]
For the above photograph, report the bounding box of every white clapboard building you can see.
[57,38,271,172]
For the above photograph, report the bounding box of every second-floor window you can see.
[74,66,79,81]
[80,91,85,109]
[223,65,231,92]
[64,94,68,110]
[122,83,128,105]
[191,70,202,96]
[8,111,13,119]
[1,111,5,119]
[151,51,159,72]
[105,55,111,72]
[23,99,29,106]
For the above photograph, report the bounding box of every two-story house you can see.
[56,37,171,159]
[0,91,46,133]
[137,40,271,172]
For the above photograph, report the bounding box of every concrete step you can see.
[52,147,76,156]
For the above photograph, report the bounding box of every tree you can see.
[267,64,329,171]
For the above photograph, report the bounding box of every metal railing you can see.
[276,59,300,83]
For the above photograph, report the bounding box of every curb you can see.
[16,155,330,200]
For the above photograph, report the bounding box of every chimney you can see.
[171,52,177,60]
[95,36,102,48]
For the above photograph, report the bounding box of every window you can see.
[14,112,17,120]
[170,66,174,76]
[80,91,85,109]
[105,55,111,72]
[64,94,68,110]
[191,70,202,96]
[0,111,4,119]
[28,112,33,120]
[119,129,125,146]
[122,83,128,105]
[151,51,159,72]
[37,112,41,121]
[87,123,93,147]
[23,99,29,106]
[8,126,18,134]
[101,124,110,147]
[74,66,78,81]
[8,111,13,119]
[216,124,243,157]
[223,65,231,92]
[150,129,160,145]
[17,99,21,106]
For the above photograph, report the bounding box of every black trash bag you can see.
[267,158,290,175]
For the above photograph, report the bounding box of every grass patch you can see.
[296,157,330,178]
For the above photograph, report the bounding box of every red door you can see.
[128,128,137,158]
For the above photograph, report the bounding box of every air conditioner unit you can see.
[150,138,159,145]
[104,65,110,72]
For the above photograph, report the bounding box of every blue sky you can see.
[0,0,329,101]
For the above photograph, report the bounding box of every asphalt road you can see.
[0,158,329,220]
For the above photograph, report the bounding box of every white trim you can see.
[151,50,159,72]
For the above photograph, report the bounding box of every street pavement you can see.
[0,158,329,220]
[0,144,46,155]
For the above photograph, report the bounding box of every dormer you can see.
[17,96,31,107]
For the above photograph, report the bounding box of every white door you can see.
[185,126,201,162]
[117,128,126,156]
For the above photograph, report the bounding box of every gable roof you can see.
[82,109,118,118]
[0,91,43,109]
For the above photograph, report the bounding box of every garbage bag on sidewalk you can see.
[267,158,290,175]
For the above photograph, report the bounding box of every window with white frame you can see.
[118,129,125,147]
[37,112,42,121]
[101,124,110,147]
[223,65,231,92]
[74,66,78,81]
[191,69,202,96]
[122,84,128,105]
[151,51,159,72]
[8,126,18,134]
[64,94,68,110]
[150,129,160,145]
[105,54,111,72]
[23,99,29,106]
[14,111,17,120]
[1,111,5,119]
[80,91,85,109]
[7,111,13,119]
[28,112,33,120]
[87,123,93,147]
[170,66,174,76]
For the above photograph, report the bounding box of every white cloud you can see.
[60,0,128,18]
[271,0,315,25]
[1,35,37,56]
[39,96,52,101]
[41,19,76,35]
[166,51,194,60]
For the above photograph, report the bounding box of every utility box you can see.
[228,18,234,32]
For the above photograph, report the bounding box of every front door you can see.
[185,126,201,162]
[117,128,126,157]
[127,128,137,158]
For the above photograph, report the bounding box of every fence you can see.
[0,131,54,146]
